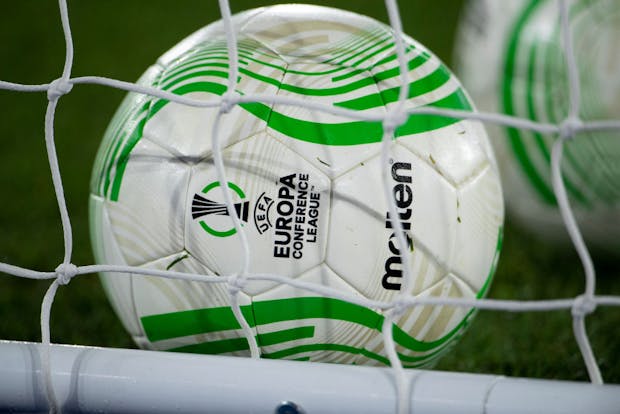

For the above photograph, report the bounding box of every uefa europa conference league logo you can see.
[191,173,322,260]
[191,180,250,237]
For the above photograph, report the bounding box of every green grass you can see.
[1,0,618,384]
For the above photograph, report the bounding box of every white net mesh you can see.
[1,0,619,413]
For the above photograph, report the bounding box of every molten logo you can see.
[382,162,413,291]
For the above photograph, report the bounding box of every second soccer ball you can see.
[455,0,620,252]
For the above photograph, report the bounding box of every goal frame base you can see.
[2,340,619,414]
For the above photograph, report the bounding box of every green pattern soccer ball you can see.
[90,4,503,367]
[456,0,620,252]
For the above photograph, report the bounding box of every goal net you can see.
[1,0,619,413]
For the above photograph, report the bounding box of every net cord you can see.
[39,1,76,412]
[0,0,618,412]
[214,0,261,359]
[380,1,415,412]
[553,0,600,385]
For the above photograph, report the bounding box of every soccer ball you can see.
[455,0,620,251]
[90,4,503,367]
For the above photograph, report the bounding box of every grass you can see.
[1,0,618,384]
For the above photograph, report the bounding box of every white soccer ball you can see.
[455,0,620,251]
[90,4,503,367]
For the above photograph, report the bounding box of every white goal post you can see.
[0,0,619,413]
[2,341,620,414]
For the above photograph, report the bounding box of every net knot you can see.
[220,91,240,114]
[54,263,78,285]
[559,117,583,140]
[383,110,409,134]
[572,294,596,317]
[47,78,73,101]
[227,275,247,295]
[391,297,411,319]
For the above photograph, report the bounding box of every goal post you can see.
[2,340,620,414]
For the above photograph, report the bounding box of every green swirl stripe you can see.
[171,337,249,355]
[143,296,467,355]
[286,65,346,77]
[236,53,288,74]
[262,327,452,365]
[478,226,503,300]
[257,67,377,96]
[160,41,274,83]
[322,27,389,65]
[165,47,232,71]
[330,44,416,83]
[263,343,390,365]
[147,81,225,116]
[375,44,418,67]
[336,32,393,66]
[287,38,402,78]
[109,115,149,201]
[267,53,429,97]
[94,97,152,197]
[162,59,240,86]
[258,326,316,346]
[375,52,429,82]
[99,129,127,197]
[335,60,448,110]
[162,38,282,81]
[162,69,230,92]
[349,39,400,68]
[94,110,134,196]
[101,103,151,199]
[170,326,315,354]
